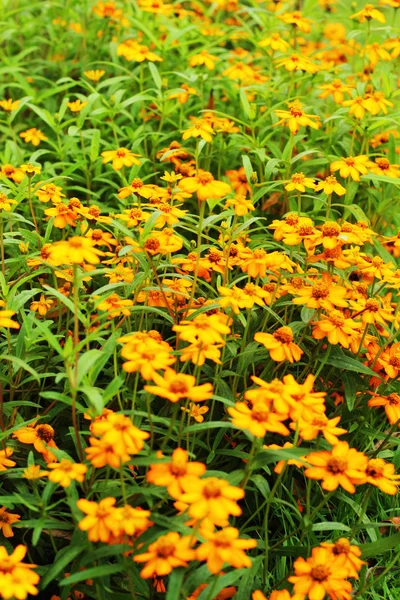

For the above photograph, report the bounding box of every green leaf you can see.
[90,129,101,162]
[325,353,379,377]
[242,154,253,185]
[60,563,123,586]
[361,532,400,559]
[41,542,85,589]
[148,62,162,90]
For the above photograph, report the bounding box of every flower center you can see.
[311,565,330,582]
[203,480,222,498]
[37,425,55,442]
[273,327,293,344]
[327,457,347,474]
[311,283,329,299]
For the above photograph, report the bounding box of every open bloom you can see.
[255,327,303,363]
[368,392,400,424]
[0,448,16,471]
[77,497,118,542]
[13,423,58,463]
[304,442,367,493]
[144,368,213,402]
[365,458,400,495]
[351,3,385,23]
[146,448,206,497]
[91,412,149,457]
[285,172,316,193]
[101,148,141,170]
[330,156,369,181]
[0,545,40,600]
[197,527,257,574]
[178,170,231,201]
[0,507,20,538]
[289,546,353,600]
[320,539,366,578]
[19,128,47,146]
[178,477,245,526]
[274,101,320,135]
[47,459,87,487]
[314,175,346,195]
[134,532,196,578]
[229,402,289,437]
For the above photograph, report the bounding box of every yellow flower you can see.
[67,99,88,112]
[274,101,321,135]
[0,545,40,600]
[47,459,88,487]
[197,527,257,574]
[289,547,353,600]
[77,497,118,542]
[279,11,314,32]
[255,326,303,363]
[276,53,318,73]
[178,476,245,525]
[117,39,163,62]
[144,368,213,403]
[173,313,230,344]
[224,195,255,216]
[13,423,58,463]
[320,538,366,578]
[0,448,16,472]
[146,448,206,497]
[30,295,53,316]
[368,392,400,425]
[0,507,20,538]
[351,3,385,23]
[330,155,369,181]
[97,293,134,318]
[314,175,346,195]
[285,172,316,192]
[229,401,289,437]
[20,163,41,176]
[181,403,209,423]
[182,119,215,143]
[367,157,399,178]
[318,79,354,104]
[84,69,105,81]
[48,237,105,265]
[101,147,141,170]
[23,464,49,480]
[259,33,290,52]
[134,532,196,578]
[312,310,361,348]
[0,310,20,329]
[365,458,400,495]
[294,414,347,445]
[35,183,64,203]
[0,193,17,212]
[189,50,218,69]
[0,98,20,111]
[91,412,149,456]
[169,83,198,104]
[304,441,367,493]
[19,128,48,146]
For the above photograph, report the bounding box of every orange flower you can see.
[368,392,400,424]
[312,310,361,348]
[91,412,149,457]
[330,155,369,181]
[0,507,20,537]
[196,527,256,574]
[144,368,213,403]
[101,147,141,170]
[13,423,58,463]
[146,448,206,497]
[85,436,131,468]
[77,497,118,542]
[255,326,303,363]
[67,99,88,112]
[293,414,347,445]
[0,545,40,599]
[134,532,196,578]
[289,546,353,600]
[229,402,289,437]
[320,538,366,578]
[292,275,348,311]
[179,477,244,525]
[274,101,321,135]
[365,458,400,495]
[178,170,231,201]
[47,459,88,487]
[225,167,252,196]
[304,442,367,493]
[173,313,230,344]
